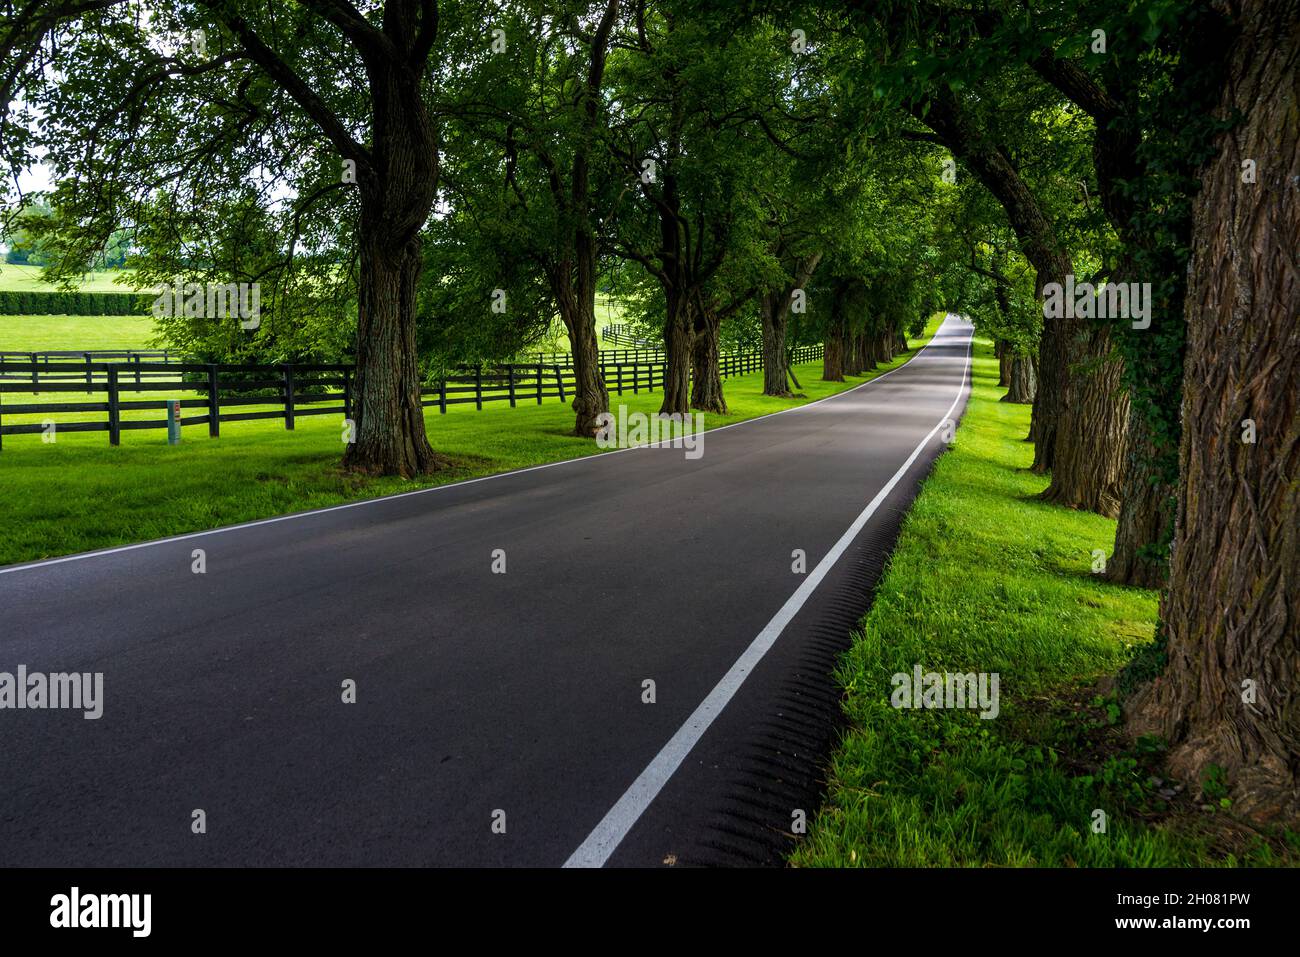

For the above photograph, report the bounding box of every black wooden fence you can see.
[0,343,823,449]
[600,324,653,347]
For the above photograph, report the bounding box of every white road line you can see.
[0,318,960,576]
[563,319,973,868]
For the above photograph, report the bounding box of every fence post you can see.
[438,374,447,414]
[30,352,38,394]
[554,364,565,402]
[633,363,639,394]
[536,362,543,404]
[342,368,352,421]
[107,366,120,446]
[283,364,296,430]
[476,365,483,410]
[207,364,220,437]
[507,365,516,407]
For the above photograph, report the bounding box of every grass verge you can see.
[0,315,944,566]
[792,335,1299,867]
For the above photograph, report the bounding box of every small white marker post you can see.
[166,398,182,445]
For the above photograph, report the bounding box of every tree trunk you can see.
[690,304,727,413]
[1040,326,1129,517]
[851,333,865,371]
[873,328,891,366]
[340,66,441,478]
[997,340,1012,386]
[343,232,441,477]
[823,324,845,381]
[786,356,803,391]
[660,291,693,415]
[761,291,791,397]
[550,242,609,437]
[548,0,618,437]
[1108,405,1173,588]
[555,283,609,436]
[762,253,821,397]
[1003,352,1037,404]
[1027,263,1074,472]
[1128,0,1300,822]
[844,332,863,376]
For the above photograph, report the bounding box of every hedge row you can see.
[0,290,151,316]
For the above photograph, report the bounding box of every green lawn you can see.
[792,336,1298,867]
[0,313,159,351]
[526,294,644,354]
[0,297,624,357]
[0,264,140,292]
[0,314,944,566]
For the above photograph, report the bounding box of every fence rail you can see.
[600,324,654,347]
[0,343,823,449]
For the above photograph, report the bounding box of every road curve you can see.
[0,315,973,867]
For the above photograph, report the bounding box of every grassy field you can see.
[0,313,158,351]
[792,336,1298,868]
[0,315,944,566]
[0,264,139,292]
[0,294,632,355]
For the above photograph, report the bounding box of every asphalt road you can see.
[0,315,973,867]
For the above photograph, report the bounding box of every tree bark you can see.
[823,323,845,381]
[690,303,727,413]
[1039,326,1129,517]
[1003,351,1036,404]
[861,330,876,370]
[1108,405,1173,588]
[762,252,821,397]
[341,61,441,478]
[872,328,891,366]
[660,290,694,415]
[1128,0,1300,822]
[760,291,792,397]
[552,266,609,436]
[343,228,441,477]
[844,331,863,377]
[997,340,1012,387]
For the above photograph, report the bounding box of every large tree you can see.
[440,0,623,436]
[604,2,766,415]
[1,0,451,476]
[1128,0,1299,821]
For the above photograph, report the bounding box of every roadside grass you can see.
[0,315,944,566]
[792,335,1299,868]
